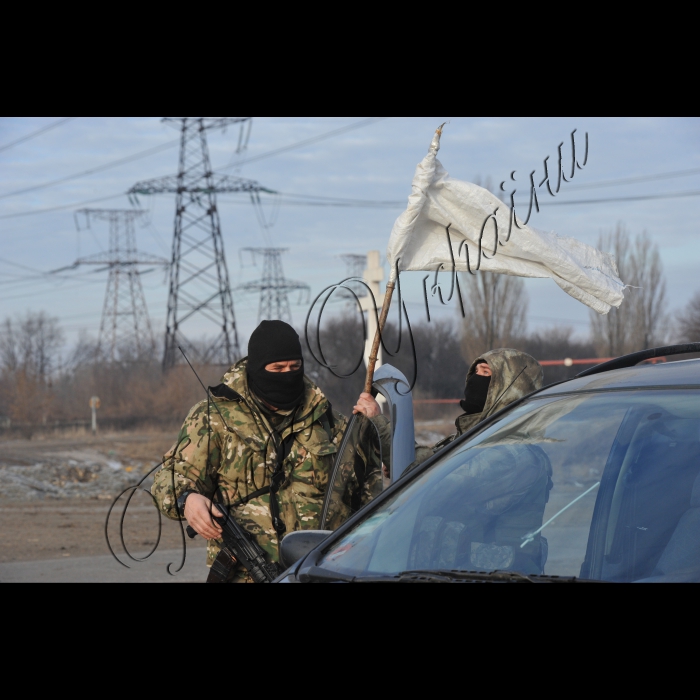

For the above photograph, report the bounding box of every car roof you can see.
[539,358,700,396]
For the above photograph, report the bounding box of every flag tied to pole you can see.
[386,127,625,314]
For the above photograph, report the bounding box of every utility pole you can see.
[89,396,100,434]
[239,248,310,324]
[72,209,166,362]
[129,117,274,369]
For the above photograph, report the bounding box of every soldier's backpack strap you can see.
[319,403,335,442]
[229,486,271,508]
[268,432,295,539]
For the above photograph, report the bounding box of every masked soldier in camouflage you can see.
[356,348,552,573]
[355,348,544,474]
[151,320,381,582]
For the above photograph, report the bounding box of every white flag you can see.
[386,127,625,314]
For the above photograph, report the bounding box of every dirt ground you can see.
[0,419,456,565]
[0,498,207,563]
[0,430,176,470]
[0,429,207,563]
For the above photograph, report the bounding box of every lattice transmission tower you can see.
[129,117,274,369]
[239,248,310,324]
[72,209,167,362]
[340,253,367,302]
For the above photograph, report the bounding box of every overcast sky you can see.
[1,116,698,354]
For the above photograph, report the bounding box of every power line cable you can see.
[221,117,388,170]
[0,256,106,284]
[529,315,590,327]
[1,279,105,302]
[145,222,171,255]
[0,138,179,201]
[143,197,171,254]
[0,119,386,219]
[0,269,106,290]
[564,166,700,192]
[53,300,170,325]
[0,117,77,154]
[0,193,127,220]
[11,183,698,224]
[219,188,700,210]
[280,191,404,205]
[0,272,98,289]
[22,187,700,220]
[0,255,68,275]
[218,194,404,208]
[517,189,700,207]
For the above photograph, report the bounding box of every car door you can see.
[581,391,700,581]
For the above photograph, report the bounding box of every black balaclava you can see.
[246,320,305,410]
[460,369,491,415]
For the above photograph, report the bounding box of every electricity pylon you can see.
[239,248,310,324]
[129,117,274,369]
[72,209,167,362]
[340,253,367,303]
[341,254,366,278]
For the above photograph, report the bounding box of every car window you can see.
[317,390,700,582]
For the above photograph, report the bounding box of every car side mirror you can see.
[280,530,332,569]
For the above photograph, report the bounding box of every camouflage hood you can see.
[218,358,331,440]
[455,348,543,435]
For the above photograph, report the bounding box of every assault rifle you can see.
[186,503,282,583]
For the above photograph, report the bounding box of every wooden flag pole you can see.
[363,280,396,394]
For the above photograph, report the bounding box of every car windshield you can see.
[317,389,700,582]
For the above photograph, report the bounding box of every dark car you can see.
[277,344,700,583]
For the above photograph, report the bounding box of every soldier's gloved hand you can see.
[184,494,224,540]
[354,392,381,418]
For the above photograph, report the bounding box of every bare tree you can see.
[65,331,101,370]
[460,272,528,363]
[0,312,64,431]
[589,225,667,356]
[628,232,667,349]
[523,326,597,385]
[590,225,632,356]
[676,291,700,342]
[0,312,64,380]
[302,315,365,415]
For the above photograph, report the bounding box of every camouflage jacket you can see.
[152,359,376,572]
[372,348,544,475]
